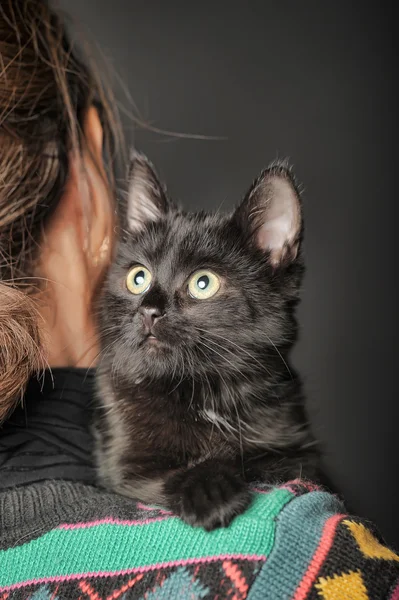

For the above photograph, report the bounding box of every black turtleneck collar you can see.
[0,368,97,489]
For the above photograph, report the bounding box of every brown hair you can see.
[0,0,122,422]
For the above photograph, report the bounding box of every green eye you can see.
[126,265,152,295]
[188,270,220,300]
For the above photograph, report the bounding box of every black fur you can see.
[95,153,321,531]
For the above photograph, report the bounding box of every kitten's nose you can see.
[139,306,164,332]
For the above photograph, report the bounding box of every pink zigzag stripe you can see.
[251,487,272,495]
[390,580,399,600]
[0,553,266,592]
[58,516,172,530]
[252,479,322,495]
[136,502,172,515]
[58,483,297,529]
[283,479,322,492]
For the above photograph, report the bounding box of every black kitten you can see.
[95,152,321,530]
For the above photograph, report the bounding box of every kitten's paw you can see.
[165,462,251,531]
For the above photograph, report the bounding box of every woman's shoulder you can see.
[1,480,398,599]
[0,368,97,490]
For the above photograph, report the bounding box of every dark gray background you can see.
[59,0,398,546]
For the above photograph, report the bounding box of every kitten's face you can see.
[100,154,303,385]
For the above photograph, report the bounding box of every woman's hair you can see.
[0,0,122,421]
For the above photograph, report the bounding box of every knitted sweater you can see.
[1,479,398,599]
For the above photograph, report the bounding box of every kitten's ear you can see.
[234,161,302,267]
[125,151,169,233]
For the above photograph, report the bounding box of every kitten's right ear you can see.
[125,151,169,233]
[234,161,303,267]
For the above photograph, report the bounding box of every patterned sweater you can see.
[1,479,398,600]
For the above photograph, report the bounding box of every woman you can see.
[0,1,398,598]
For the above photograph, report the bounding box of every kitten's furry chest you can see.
[96,375,229,476]
[120,390,227,462]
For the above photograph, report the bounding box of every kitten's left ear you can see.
[125,151,170,233]
[234,161,302,267]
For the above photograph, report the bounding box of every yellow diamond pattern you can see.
[344,520,399,561]
[316,569,369,600]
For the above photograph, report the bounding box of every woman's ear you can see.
[80,106,114,270]
[35,106,115,367]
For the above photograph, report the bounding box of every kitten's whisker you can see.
[75,327,121,368]
[194,344,226,439]
[207,371,246,446]
[197,337,249,382]
[168,364,186,395]
[222,375,245,472]
[264,334,293,379]
[188,377,195,411]
[185,347,196,387]
[168,352,179,393]
[195,327,270,374]
[88,334,125,378]
[198,327,291,381]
